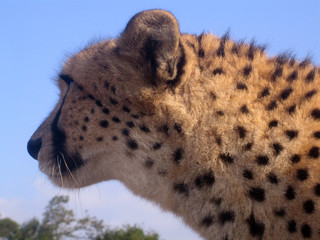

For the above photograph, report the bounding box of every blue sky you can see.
[0,0,319,239]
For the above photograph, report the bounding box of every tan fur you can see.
[28,10,320,240]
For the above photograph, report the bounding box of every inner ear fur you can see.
[118,9,181,86]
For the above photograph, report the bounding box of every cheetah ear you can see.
[118,9,182,86]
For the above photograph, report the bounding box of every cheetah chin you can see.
[28,9,320,240]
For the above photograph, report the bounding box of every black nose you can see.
[27,138,42,160]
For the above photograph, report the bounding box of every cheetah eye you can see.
[59,74,74,87]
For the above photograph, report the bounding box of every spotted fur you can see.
[27,10,320,240]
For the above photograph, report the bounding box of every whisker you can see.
[60,152,79,187]
[57,155,64,187]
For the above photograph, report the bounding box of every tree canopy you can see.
[0,196,161,240]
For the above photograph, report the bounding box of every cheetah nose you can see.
[27,138,42,160]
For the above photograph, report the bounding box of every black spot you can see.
[267,173,279,184]
[112,117,121,123]
[122,106,131,113]
[96,137,103,142]
[249,187,265,202]
[82,125,87,131]
[285,130,298,140]
[131,114,139,119]
[111,85,116,94]
[291,154,301,164]
[314,184,320,196]
[231,43,240,55]
[272,143,283,156]
[303,200,315,214]
[158,124,169,136]
[152,142,162,150]
[210,197,222,206]
[112,136,118,141]
[210,92,217,101]
[305,90,317,99]
[301,224,312,238]
[216,136,222,146]
[195,171,215,188]
[287,70,298,82]
[243,65,252,77]
[256,155,269,165]
[217,33,229,57]
[271,66,283,81]
[104,81,110,89]
[174,123,182,134]
[122,128,130,136]
[83,117,89,122]
[198,48,205,58]
[79,136,84,141]
[285,186,296,200]
[140,124,151,133]
[311,109,320,120]
[309,146,319,158]
[287,104,296,114]
[216,111,224,116]
[127,139,138,150]
[244,142,253,151]
[145,158,154,168]
[246,213,265,237]
[259,87,270,98]
[305,69,315,82]
[219,153,234,164]
[88,94,95,100]
[100,120,109,128]
[288,220,297,233]
[219,211,235,225]
[313,131,320,139]
[109,97,118,105]
[95,100,102,107]
[202,215,214,227]
[297,169,309,181]
[173,183,189,196]
[213,67,224,75]
[237,126,246,138]
[173,148,183,164]
[243,169,253,180]
[77,85,84,91]
[269,120,278,128]
[240,105,249,114]
[280,88,293,100]
[102,108,109,115]
[126,121,135,128]
[267,100,277,110]
[274,208,286,217]
[236,83,248,90]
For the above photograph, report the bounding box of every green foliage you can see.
[0,195,161,240]
[0,218,20,239]
[101,225,160,240]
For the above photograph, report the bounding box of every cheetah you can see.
[27,9,320,240]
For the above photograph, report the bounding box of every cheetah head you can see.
[27,10,190,190]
